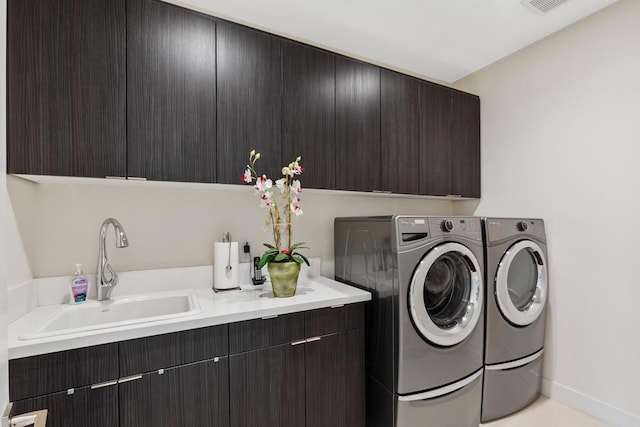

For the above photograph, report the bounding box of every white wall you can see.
[455,0,640,424]
[7,176,455,282]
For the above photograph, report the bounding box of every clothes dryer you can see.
[481,218,548,422]
[335,216,485,427]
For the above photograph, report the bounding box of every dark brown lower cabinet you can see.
[305,329,365,427]
[119,357,229,427]
[229,344,306,427]
[9,305,365,427]
[229,328,365,427]
[12,383,118,427]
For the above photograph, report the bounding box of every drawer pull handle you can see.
[91,380,118,389]
[306,336,321,343]
[261,315,278,320]
[330,304,344,309]
[118,375,142,384]
[291,339,306,346]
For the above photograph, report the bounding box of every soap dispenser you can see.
[70,264,89,304]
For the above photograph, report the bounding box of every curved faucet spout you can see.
[97,218,129,301]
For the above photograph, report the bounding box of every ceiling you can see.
[179,0,619,83]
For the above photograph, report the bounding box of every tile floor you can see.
[481,396,607,427]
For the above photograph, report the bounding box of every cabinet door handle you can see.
[261,315,278,320]
[306,336,321,343]
[291,339,306,346]
[91,380,118,389]
[118,375,142,384]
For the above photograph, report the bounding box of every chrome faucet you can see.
[96,218,129,301]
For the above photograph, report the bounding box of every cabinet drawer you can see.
[229,312,305,354]
[305,303,364,338]
[119,325,228,376]
[9,343,118,401]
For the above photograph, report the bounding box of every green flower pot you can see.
[268,261,301,297]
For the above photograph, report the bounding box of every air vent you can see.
[521,0,570,15]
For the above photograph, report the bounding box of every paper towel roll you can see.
[214,241,239,290]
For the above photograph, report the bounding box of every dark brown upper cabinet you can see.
[380,70,420,194]
[7,0,126,177]
[217,22,282,183]
[420,82,453,196]
[282,42,336,190]
[127,0,217,182]
[452,91,481,198]
[335,57,381,192]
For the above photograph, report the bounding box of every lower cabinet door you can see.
[119,357,229,427]
[12,383,119,427]
[229,344,305,427]
[305,329,365,427]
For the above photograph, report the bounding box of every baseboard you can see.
[542,378,640,427]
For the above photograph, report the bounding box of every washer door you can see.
[495,240,547,326]
[409,242,483,347]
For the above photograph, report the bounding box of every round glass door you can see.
[495,240,547,326]
[409,242,483,347]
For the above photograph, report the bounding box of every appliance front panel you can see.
[396,220,485,394]
[483,218,548,364]
[396,371,482,427]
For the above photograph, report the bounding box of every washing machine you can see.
[481,218,548,422]
[334,216,485,427]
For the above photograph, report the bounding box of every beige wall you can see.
[455,0,640,423]
[6,176,455,282]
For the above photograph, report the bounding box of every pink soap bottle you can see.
[70,264,88,304]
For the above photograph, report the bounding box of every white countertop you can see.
[8,275,370,359]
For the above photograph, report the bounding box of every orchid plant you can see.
[242,150,310,269]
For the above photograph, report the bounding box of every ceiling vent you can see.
[521,0,570,15]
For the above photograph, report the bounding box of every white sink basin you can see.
[19,291,201,340]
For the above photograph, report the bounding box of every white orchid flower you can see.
[242,167,253,183]
[254,175,272,193]
[290,160,303,175]
[290,201,303,216]
[290,180,302,195]
[260,191,273,207]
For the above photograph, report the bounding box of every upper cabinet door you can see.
[127,0,216,182]
[217,23,282,183]
[282,42,335,190]
[452,91,481,198]
[380,70,420,194]
[7,0,126,177]
[420,83,453,196]
[335,57,381,192]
